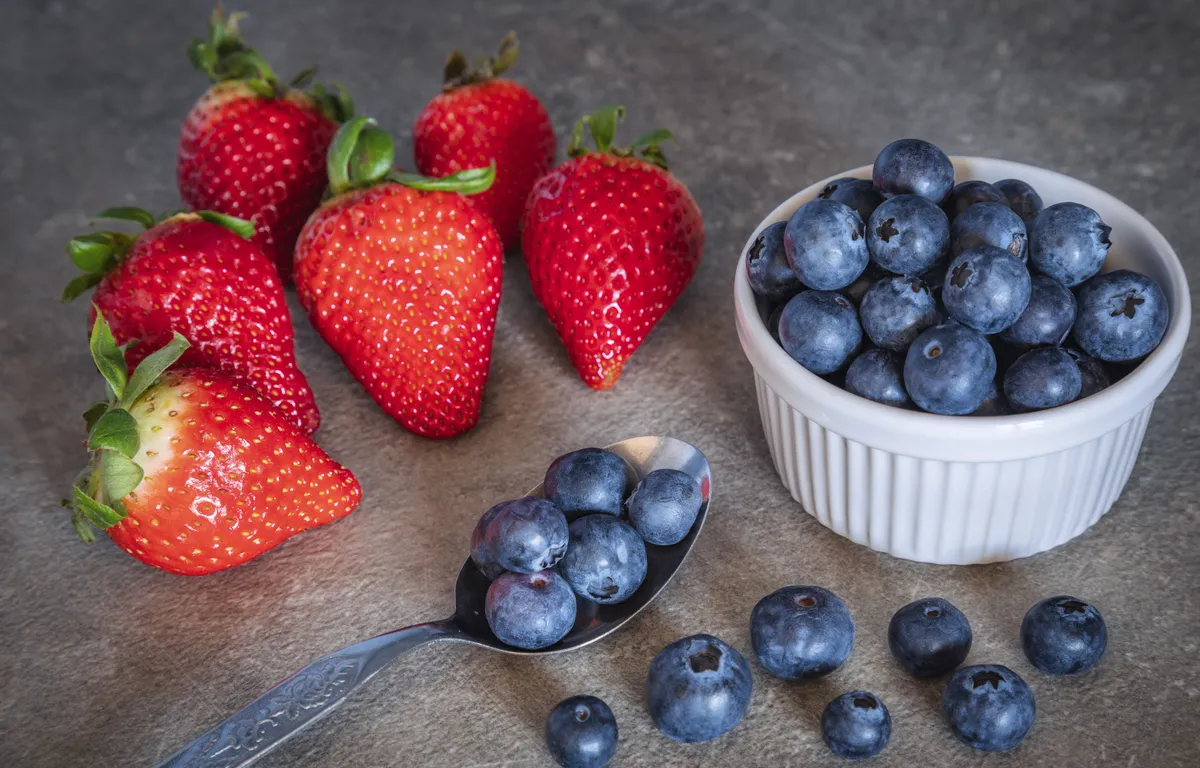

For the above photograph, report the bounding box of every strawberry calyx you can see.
[61,208,254,303]
[566,105,675,170]
[441,32,520,91]
[325,116,496,197]
[188,5,354,122]
[64,312,191,543]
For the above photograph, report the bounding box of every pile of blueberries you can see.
[470,447,703,651]
[746,138,1171,415]
[543,590,1107,767]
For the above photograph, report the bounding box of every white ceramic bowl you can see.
[734,157,1191,564]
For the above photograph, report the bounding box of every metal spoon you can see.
[158,436,712,768]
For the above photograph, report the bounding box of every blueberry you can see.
[872,138,955,203]
[767,303,785,344]
[485,570,577,650]
[994,178,1044,224]
[483,497,569,574]
[864,194,949,276]
[778,290,863,374]
[997,274,1076,349]
[888,598,973,678]
[1064,345,1112,399]
[942,180,1007,219]
[559,514,647,604]
[545,695,618,768]
[950,202,1028,261]
[1029,202,1111,287]
[1021,596,1107,675]
[1003,347,1082,412]
[818,177,885,224]
[784,199,869,290]
[1073,269,1169,362]
[625,469,702,546]
[860,275,939,351]
[843,263,883,305]
[645,634,753,743]
[821,692,892,760]
[943,246,1032,334]
[845,348,911,408]
[904,324,997,415]
[545,448,629,518]
[970,377,1012,416]
[750,586,855,680]
[746,221,803,302]
[941,665,1036,752]
[471,501,512,580]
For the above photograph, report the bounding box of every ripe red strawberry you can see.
[66,314,361,576]
[62,208,321,434]
[294,117,503,438]
[413,33,555,250]
[522,106,705,389]
[177,6,352,279]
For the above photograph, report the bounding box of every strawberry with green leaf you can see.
[294,117,503,439]
[63,208,321,435]
[68,312,361,575]
[178,5,352,279]
[522,106,704,389]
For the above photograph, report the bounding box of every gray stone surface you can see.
[1,0,1198,765]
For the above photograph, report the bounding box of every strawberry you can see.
[66,313,361,576]
[413,33,555,250]
[521,106,705,389]
[294,117,503,438]
[62,208,321,434]
[177,6,352,280]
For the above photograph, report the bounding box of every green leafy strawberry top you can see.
[66,313,191,543]
[324,116,497,198]
[441,32,521,91]
[61,208,255,303]
[187,4,353,123]
[567,105,675,171]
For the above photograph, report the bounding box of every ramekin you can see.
[733,157,1191,564]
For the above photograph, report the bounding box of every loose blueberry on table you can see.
[949,201,1028,261]
[865,193,949,276]
[545,448,630,518]
[872,138,955,203]
[1003,347,1083,412]
[784,198,869,290]
[818,176,885,223]
[746,221,804,303]
[888,597,973,677]
[942,179,1008,219]
[559,514,648,604]
[845,348,911,408]
[821,691,892,760]
[750,586,855,680]
[1021,595,1108,675]
[483,496,569,573]
[484,570,577,650]
[646,634,753,743]
[625,468,703,546]
[942,664,1036,751]
[859,275,939,351]
[778,290,863,374]
[994,177,1045,223]
[545,695,619,768]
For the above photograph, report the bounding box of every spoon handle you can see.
[156,620,462,768]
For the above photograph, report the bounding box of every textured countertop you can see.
[2,1,1199,766]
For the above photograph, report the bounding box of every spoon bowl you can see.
[160,436,711,767]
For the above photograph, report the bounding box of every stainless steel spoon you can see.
[158,436,712,768]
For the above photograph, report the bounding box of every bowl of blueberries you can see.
[734,138,1190,564]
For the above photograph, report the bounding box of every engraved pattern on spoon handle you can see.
[157,621,460,768]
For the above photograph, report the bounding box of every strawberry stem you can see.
[442,32,519,91]
[567,105,676,170]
